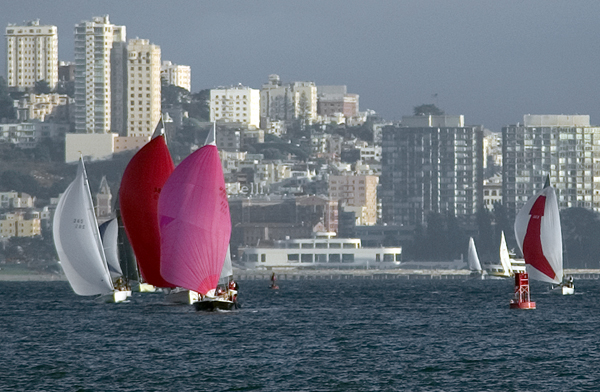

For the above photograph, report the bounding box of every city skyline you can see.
[2,1,600,132]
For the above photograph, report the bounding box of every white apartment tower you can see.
[161,61,191,91]
[74,16,125,134]
[5,20,58,90]
[210,85,260,128]
[127,39,161,137]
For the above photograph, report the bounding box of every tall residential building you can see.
[5,20,58,90]
[502,115,600,218]
[329,174,379,226]
[260,74,318,126]
[111,40,127,136]
[210,85,260,128]
[161,61,191,91]
[126,39,161,137]
[381,115,484,226]
[74,16,125,134]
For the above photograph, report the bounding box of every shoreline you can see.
[1,268,599,282]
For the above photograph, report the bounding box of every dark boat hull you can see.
[194,299,236,312]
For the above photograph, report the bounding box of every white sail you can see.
[99,218,123,278]
[467,237,482,272]
[218,245,233,285]
[53,159,114,295]
[499,231,512,276]
[514,183,563,284]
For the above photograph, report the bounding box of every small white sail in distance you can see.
[499,231,512,276]
[467,237,483,272]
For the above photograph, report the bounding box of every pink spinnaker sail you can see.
[514,184,563,284]
[158,144,231,295]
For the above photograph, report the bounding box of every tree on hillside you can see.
[413,104,444,116]
[34,80,51,94]
[184,89,210,121]
[161,81,190,106]
[0,77,15,120]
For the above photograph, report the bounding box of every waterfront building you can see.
[126,38,161,138]
[74,15,125,134]
[502,115,600,217]
[381,115,484,226]
[210,85,260,128]
[0,192,35,209]
[0,122,70,148]
[238,232,402,269]
[0,211,41,238]
[161,61,191,91]
[5,20,58,90]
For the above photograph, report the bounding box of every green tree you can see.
[413,104,444,116]
[34,80,52,94]
[184,89,210,121]
[0,77,15,120]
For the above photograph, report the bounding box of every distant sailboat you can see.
[512,176,572,309]
[158,123,236,311]
[498,231,513,277]
[53,158,128,303]
[467,237,485,279]
[119,119,175,291]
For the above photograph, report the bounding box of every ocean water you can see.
[1,277,599,391]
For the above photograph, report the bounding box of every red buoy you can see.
[509,272,536,309]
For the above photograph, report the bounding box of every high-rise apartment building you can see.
[381,115,484,226]
[5,20,58,91]
[210,85,260,128]
[161,61,191,91]
[260,75,318,126]
[126,39,161,138]
[329,175,379,226]
[502,115,600,218]
[74,16,125,134]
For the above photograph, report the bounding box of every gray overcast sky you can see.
[2,0,599,131]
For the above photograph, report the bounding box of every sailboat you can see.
[512,176,572,309]
[98,218,132,297]
[486,231,513,278]
[158,124,236,311]
[53,158,128,303]
[467,237,485,279]
[119,119,175,292]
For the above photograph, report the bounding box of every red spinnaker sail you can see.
[158,145,231,295]
[119,135,175,288]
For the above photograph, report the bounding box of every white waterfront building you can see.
[239,233,402,269]
[5,20,58,90]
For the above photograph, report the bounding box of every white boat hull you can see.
[562,285,574,295]
[165,289,199,305]
[97,290,130,303]
[139,283,157,293]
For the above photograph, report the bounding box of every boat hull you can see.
[165,289,199,305]
[194,299,236,312]
[139,283,157,293]
[97,290,130,303]
[562,286,574,295]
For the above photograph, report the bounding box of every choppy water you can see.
[1,277,599,391]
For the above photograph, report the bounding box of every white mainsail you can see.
[218,245,233,285]
[514,180,563,284]
[99,218,123,278]
[467,237,482,272]
[53,159,114,296]
[499,231,512,276]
